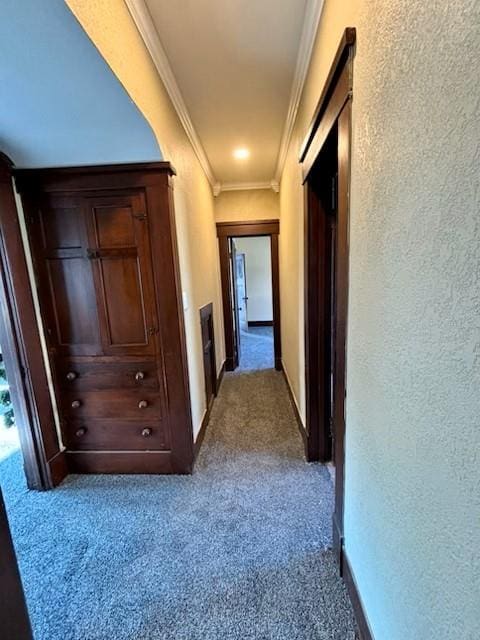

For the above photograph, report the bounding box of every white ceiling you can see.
[141,0,314,188]
[0,0,161,168]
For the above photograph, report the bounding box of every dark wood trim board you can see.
[0,153,63,489]
[270,233,282,371]
[281,362,308,450]
[247,320,273,327]
[216,219,279,237]
[216,360,225,393]
[193,409,210,460]
[194,360,225,460]
[299,27,356,162]
[343,551,374,640]
[0,489,33,639]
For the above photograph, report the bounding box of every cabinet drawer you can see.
[63,419,167,451]
[57,359,159,391]
[60,390,162,420]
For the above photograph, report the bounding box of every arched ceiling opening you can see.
[0,0,161,168]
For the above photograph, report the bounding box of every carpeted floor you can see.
[0,329,357,639]
[238,325,274,370]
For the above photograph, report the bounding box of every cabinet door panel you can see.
[47,257,100,349]
[87,194,157,355]
[36,195,102,356]
[95,205,136,247]
[100,255,147,345]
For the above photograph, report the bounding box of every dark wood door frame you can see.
[216,219,281,371]
[0,488,33,638]
[0,153,65,489]
[300,28,356,567]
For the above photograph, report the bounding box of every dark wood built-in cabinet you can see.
[15,163,194,475]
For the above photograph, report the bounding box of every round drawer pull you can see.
[138,400,148,409]
[75,427,87,438]
[66,371,77,381]
[141,428,152,438]
[135,371,145,381]
[71,400,82,409]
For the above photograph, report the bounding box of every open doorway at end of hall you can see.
[232,236,274,371]
[216,219,281,374]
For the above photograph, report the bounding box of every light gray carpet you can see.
[0,330,357,639]
[239,325,274,370]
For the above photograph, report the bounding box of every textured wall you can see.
[215,188,279,222]
[280,0,480,638]
[66,0,225,438]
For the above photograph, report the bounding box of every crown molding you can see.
[126,0,323,196]
[216,181,277,196]
[124,0,217,190]
[273,0,325,183]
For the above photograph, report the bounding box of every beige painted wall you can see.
[280,1,480,638]
[215,188,279,222]
[66,0,225,439]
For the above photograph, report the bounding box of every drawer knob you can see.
[75,427,86,438]
[138,400,148,409]
[135,371,145,381]
[141,428,152,438]
[66,371,77,381]
[71,400,81,409]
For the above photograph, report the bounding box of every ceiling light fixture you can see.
[233,148,250,160]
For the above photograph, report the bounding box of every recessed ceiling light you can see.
[233,148,250,160]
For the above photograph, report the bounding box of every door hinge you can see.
[133,213,147,221]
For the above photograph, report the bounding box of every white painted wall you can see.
[279,1,480,638]
[234,237,272,323]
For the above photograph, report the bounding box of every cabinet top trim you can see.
[14,161,176,192]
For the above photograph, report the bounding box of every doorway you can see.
[217,219,281,372]
[0,152,62,490]
[300,28,355,566]
[231,236,274,370]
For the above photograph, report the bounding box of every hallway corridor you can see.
[1,358,356,640]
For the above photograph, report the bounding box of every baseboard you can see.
[194,407,210,459]
[194,361,225,460]
[281,361,307,448]
[47,450,68,488]
[343,550,375,640]
[247,320,273,327]
[333,511,343,571]
[216,360,225,395]
[65,450,191,474]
